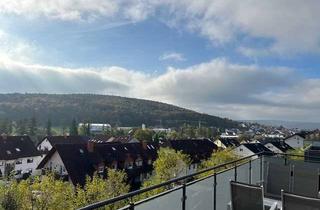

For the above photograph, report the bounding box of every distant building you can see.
[0,135,42,177]
[79,123,111,134]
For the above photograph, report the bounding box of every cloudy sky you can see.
[0,0,320,122]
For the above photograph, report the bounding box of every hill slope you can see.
[0,94,238,128]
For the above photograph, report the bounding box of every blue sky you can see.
[0,0,320,122]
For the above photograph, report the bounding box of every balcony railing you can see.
[78,152,320,210]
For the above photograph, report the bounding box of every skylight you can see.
[124,147,128,151]
[6,150,11,155]
[79,149,84,154]
[112,147,116,151]
[15,148,21,152]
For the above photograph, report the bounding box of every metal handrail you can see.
[78,152,263,210]
[78,151,320,210]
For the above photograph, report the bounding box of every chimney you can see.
[87,140,95,153]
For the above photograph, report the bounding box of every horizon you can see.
[1,1,320,122]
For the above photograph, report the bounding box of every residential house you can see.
[161,139,218,175]
[37,143,100,186]
[233,143,273,158]
[37,135,89,153]
[0,135,42,176]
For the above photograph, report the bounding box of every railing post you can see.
[181,183,187,210]
[234,163,237,181]
[260,155,263,183]
[285,153,288,165]
[249,159,252,184]
[213,172,217,210]
[129,197,135,210]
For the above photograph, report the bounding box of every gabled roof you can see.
[219,138,240,147]
[93,142,158,163]
[162,139,218,163]
[39,136,89,147]
[285,133,307,140]
[0,135,40,160]
[38,144,97,186]
[266,141,293,153]
[242,143,273,155]
[259,137,283,145]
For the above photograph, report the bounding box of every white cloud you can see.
[1,1,320,55]
[1,55,320,121]
[159,52,186,62]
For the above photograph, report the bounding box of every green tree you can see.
[28,116,37,136]
[16,119,28,135]
[69,118,79,136]
[74,169,129,209]
[46,118,52,136]
[140,148,190,198]
[198,149,238,177]
[133,129,153,142]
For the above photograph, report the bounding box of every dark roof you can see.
[162,139,218,163]
[40,136,89,146]
[266,141,293,153]
[94,142,158,163]
[242,143,273,155]
[285,133,307,140]
[38,144,96,186]
[219,138,240,147]
[259,137,283,145]
[0,136,40,160]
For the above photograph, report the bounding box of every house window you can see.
[27,159,33,163]
[240,148,243,152]
[16,160,22,165]
[0,162,3,166]
[147,159,152,165]
[135,159,143,167]
[126,162,133,169]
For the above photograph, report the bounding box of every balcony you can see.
[78,152,320,210]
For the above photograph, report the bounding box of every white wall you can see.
[285,135,304,149]
[37,138,53,152]
[42,152,68,176]
[0,155,43,176]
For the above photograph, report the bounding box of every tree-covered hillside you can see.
[0,94,238,128]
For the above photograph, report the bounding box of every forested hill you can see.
[0,94,238,128]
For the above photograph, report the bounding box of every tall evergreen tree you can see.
[29,116,37,136]
[69,118,78,136]
[16,119,27,135]
[46,119,52,136]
